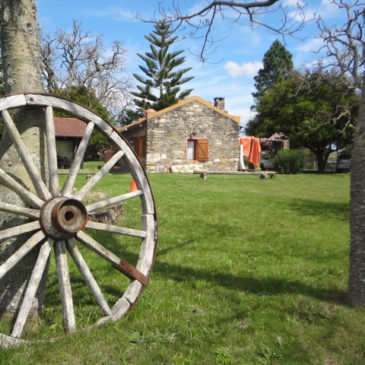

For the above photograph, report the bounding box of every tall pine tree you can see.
[253,39,293,98]
[132,21,193,111]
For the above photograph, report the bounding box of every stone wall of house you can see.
[145,100,240,173]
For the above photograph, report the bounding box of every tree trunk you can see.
[0,0,47,316]
[348,72,365,306]
[314,150,329,173]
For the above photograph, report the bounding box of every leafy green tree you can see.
[53,85,111,122]
[132,21,193,111]
[53,86,113,156]
[246,69,358,172]
[253,39,293,98]
[117,108,144,126]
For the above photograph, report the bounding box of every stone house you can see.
[118,96,241,173]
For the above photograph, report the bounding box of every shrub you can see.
[274,149,304,174]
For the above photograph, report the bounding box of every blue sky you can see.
[36,0,346,129]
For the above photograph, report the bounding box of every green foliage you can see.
[274,149,304,174]
[52,85,111,123]
[247,69,358,171]
[52,86,113,155]
[253,39,293,98]
[117,108,144,126]
[0,173,360,364]
[215,348,233,364]
[132,21,193,111]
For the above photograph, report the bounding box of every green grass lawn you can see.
[1,172,363,365]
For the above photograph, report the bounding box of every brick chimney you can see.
[214,97,225,111]
[144,108,156,117]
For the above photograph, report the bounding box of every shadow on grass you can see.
[157,240,196,256]
[287,198,349,221]
[36,225,348,325]
[153,260,348,306]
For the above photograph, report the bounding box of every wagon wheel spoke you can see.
[1,110,51,201]
[55,241,76,333]
[0,168,44,208]
[0,221,40,241]
[0,230,45,280]
[66,238,111,316]
[45,106,60,196]
[85,220,147,239]
[76,231,148,286]
[86,190,143,213]
[11,239,54,338]
[0,93,157,342]
[62,122,95,197]
[0,202,39,218]
[73,150,124,201]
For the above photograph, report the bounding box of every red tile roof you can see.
[117,96,240,133]
[54,117,86,137]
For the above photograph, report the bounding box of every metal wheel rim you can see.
[0,93,157,345]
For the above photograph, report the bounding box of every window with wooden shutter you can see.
[196,139,208,161]
[133,136,146,158]
[187,139,195,160]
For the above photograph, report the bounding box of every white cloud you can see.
[288,0,343,23]
[224,61,262,78]
[297,37,324,52]
[283,0,305,7]
[90,7,137,22]
[288,7,316,22]
[318,0,343,19]
[226,106,256,131]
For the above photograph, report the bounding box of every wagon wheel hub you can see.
[0,93,157,344]
[40,197,88,239]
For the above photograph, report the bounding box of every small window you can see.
[187,139,208,162]
[187,140,195,160]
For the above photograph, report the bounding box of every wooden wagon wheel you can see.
[0,93,157,344]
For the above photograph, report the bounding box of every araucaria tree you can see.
[132,21,193,111]
[253,39,294,98]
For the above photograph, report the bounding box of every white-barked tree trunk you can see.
[0,0,48,316]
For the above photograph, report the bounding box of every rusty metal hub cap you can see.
[0,93,157,344]
[40,197,88,239]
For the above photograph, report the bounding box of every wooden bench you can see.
[193,170,277,179]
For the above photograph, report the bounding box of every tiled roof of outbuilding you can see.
[54,117,86,137]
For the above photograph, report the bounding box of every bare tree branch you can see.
[142,0,309,61]
[316,0,365,90]
[41,20,133,118]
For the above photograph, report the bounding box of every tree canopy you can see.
[253,39,293,98]
[53,86,113,155]
[132,21,193,111]
[246,69,358,172]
